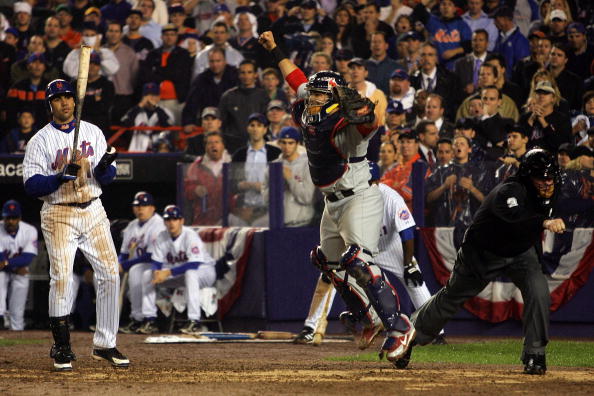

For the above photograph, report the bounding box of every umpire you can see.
[400,149,565,375]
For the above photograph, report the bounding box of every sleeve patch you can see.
[507,197,518,208]
[399,209,411,220]
[191,246,200,254]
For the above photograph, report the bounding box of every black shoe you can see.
[292,327,314,344]
[119,320,141,334]
[393,340,416,369]
[50,344,77,371]
[137,320,159,335]
[92,348,130,368]
[432,334,448,345]
[180,320,206,335]
[339,311,358,334]
[523,354,546,375]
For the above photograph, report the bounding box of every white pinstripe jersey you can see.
[150,226,215,269]
[22,121,108,204]
[0,221,38,260]
[120,214,166,260]
[376,183,416,273]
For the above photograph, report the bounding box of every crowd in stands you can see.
[0,0,592,229]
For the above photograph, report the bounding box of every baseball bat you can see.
[71,45,92,163]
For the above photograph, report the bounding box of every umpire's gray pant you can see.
[412,244,550,356]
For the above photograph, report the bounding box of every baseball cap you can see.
[84,6,102,16]
[506,123,528,137]
[301,0,317,9]
[335,49,354,61]
[247,112,269,126]
[128,9,143,17]
[535,81,555,94]
[267,100,286,112]
[168,3,185,14]
[201,106,220,119]
[27,52,46,65]
[348,57,367,69]
[387,100,404,114]
[162,204,183,219]
[567,22,586,35]
[279,126,301,141]
[162,23,177,33]
[132,191,155,206]
[493,6,513,19]
[398,129,418,141]
[213,3,230,13]
[14,1,32,15]
[390,68,409,80]
[2,200,21,218]
[142,82,160,96]
[550,9,568,21]
[528,29,546,39]
[89,51,101,64]
[558,142,574,156]
[4,27,19,38]
[55,4,73,15]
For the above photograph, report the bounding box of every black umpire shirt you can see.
[464,176,550,258]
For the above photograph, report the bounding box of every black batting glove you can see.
[59,163,80,183]
[404,261,423,287]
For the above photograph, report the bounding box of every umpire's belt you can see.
[326,189,354,202]
[57,198,97,209]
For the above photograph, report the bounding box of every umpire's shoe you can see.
[292,327,314,344]
[379,315,416,361]
[92,348,130,368]
[523,354,546,375]
[50,344,76,371]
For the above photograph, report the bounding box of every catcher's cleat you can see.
[292,327,314,344]
[432,334,448,345]
[339,311,358,334]
[92,348,130,368]
[180,320,205,335]
[119,320,142,334]
[523,354,546,375]
[358,322,383,350]
[50,344,76,372]
[137,320,159,335]
[393,340,416,369]
[379,315,416,361]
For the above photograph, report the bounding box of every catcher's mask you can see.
[304,70,345,123]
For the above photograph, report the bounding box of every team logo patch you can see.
[507,197,518,208]
[399,209,410,220]
[191,246,200,254]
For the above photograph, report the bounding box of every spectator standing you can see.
[351,2,395,59]
[388,68,415,114]
[125,0,163,48]
[547,43,583,112]
[493,6,530,79]
[0,110,37,154]
[218,59,269,154]
[183,47,239,133]
[416,120,439,170]
[566,22,594,80]
[139,23,192,125]
[495,124,529,183]
[477,85,514,159]
[193,22,244,79]
[348,57,387,127]
[366,31,404,96]
[184,131,232,225]
[122,9,155,60]
[453,29,489,96]
[184,107,225,156]
[462,0,498,51]
[56,4,82,49]
[43,17,71,77]
[423,93,455,139]
[12,2,34,55]
[104,20,139,128]
[261,67,288,103]
[101,0,133,25]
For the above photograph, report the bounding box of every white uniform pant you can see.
[128,263,155,321]
[0,271,29,330]
[147,266,216,321]
[41,200,120,349]
[69,273,98,314]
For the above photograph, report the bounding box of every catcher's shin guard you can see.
[341,245,408,333]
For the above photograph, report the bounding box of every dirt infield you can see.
[1,331,593,395]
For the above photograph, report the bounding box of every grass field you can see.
[328,340,594,367]
[0,338,45,347]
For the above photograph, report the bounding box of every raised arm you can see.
[258,31,306,91]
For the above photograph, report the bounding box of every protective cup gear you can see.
[303,70,345,124]
[518,148,560,199]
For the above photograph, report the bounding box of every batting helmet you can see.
[46,79,75,103]
[162,205,183,220]
[518,148,560,182]
[2,200,22,218]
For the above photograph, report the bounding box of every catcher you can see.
[259,31,415,363]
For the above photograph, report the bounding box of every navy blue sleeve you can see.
[121,252,152,271]
[170,261,201,276]
[24,174,62,198]
[399,226,415,242]
[94,164,116,186]
[7,253,36,269]
[151,260,163,271]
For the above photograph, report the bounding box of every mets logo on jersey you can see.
[399,209,410,220]
[51,141,95,170]
[191,246,200,254]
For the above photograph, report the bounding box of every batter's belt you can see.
[56,197,97,209]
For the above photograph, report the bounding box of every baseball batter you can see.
[119,191,166,334]
[22,79,128,371]
[296,164,441,347]
[0,200,38,331]
[259,31,415,362]
[149,205,216,334]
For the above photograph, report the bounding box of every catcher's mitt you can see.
[333,86,375,124]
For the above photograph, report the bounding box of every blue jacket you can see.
[494,27,530,79]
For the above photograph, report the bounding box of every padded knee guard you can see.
[310,246,340,272]
[340,245,407,333]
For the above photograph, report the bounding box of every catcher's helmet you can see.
[518,148,560,182]
[46,79,75,103]
[305,70,346,95]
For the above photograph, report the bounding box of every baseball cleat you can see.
[379,316,416,361]
[292,327,314,344]
[339,311,358,334]
[393,340,416,369]
[137,320,159,335]
[523,354,546,375]
[358,322,383,350]
[92,348,130,368]
[50,344,76,372]
[119,320,142,334]
[180,320,205,335]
